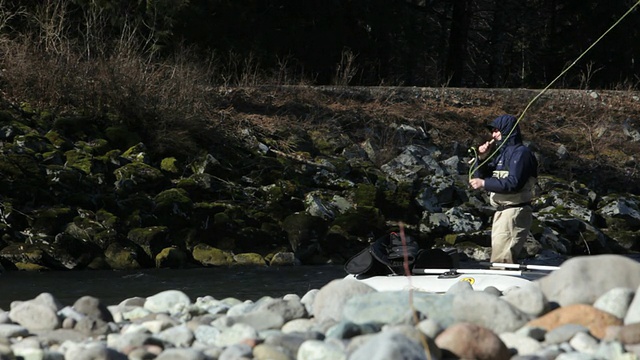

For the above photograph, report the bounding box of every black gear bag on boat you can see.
[344,232,421,277]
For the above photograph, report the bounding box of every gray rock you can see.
[297,339,346,360]
[342,291,416,325]
[416,318,443,339]
[218,344,252,360]
[64,343,127,360]
[625,284,640,325]
[226,310,284,331]
[569,332,599,355]
[545,324,590,344]
[106,331,154,353]
[450,290,531,333]
[264,332,324,357]
[536,255,640,306]
[325,321,380,339]
[73,295,114,322]
[156,325,195,347]
[145,290,191,314]
[502,283,548,316]
[499,332,543,356]
[252,343,293,360]
[301,289,319,316]
[253,297,306,322]
[193,325,221,346]
[214,323,258,348]
[281,318,315,333]
[9,301,60,331]
[156,348,205,360]
[312,279,375,323]
[0,324,28,338]
[593,287,634,319]
[349,329,434,360]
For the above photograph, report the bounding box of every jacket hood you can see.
[489,114,522,146]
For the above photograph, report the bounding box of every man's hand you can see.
[477,140,495,159]
[469,178,485,189]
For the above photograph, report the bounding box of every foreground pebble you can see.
[2,254,640,359]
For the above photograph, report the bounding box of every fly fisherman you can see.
[469,114,538,264]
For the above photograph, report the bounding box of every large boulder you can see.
[536,254,640,306]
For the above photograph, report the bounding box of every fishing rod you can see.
[468,0,640,181]
[479,262,560,272]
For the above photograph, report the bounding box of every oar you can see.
[479,262,560,271]
[414,268,528,276]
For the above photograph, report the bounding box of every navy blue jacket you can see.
[474,115,538,194]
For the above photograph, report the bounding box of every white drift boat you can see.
[345,263,559,293]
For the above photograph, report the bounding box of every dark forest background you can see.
[3,0,640,89]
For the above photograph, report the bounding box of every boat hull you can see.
[345,272,541,293]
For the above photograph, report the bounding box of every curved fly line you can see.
[468,0,640,180]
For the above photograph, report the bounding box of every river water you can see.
[0,265,347,309]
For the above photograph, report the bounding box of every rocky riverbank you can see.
[1,254,640,359]
[1,87,640,272]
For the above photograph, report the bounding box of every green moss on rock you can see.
[0,153,41,178]
[127,226,170,258]
[444,233,458,245]
[104,243,142,270]
[354,183,377,207]
[64,149,93,174]
[44,130,72,149]
[161,157,179,173]
[192,244,233,266]
[233,252,266,266]
[331,206,384,236]
[155,246,189,268]
[30,207,74,234]
[114,162,166,192]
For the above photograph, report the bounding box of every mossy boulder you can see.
[104,242,142,270]
[96,209,121,230]
[330,206,385,237]
[160,157,179,174]
[0,153,42,178]
[44,165,89,189]
[14,262,49,271]
[192,244,233,266]
[0,243,52,270]
[122,142,149,163]
[309,129,351,155]
[189,153,220,174]
[155,246,189,268]
[177,174,217,199]
[64,149,94,174]
[127,226,170,260]
[74,138,111,156]
[41,150,64,165]
[44,130,73,150]
[233,252,266,266]
[153,188,193,228]
[353,183,377,207]
[114,162,166,193]
[29,207,74,234]
[268,252,297,266]
[48,234,98,269]
[281,213,327,252]
[13,133,55,154]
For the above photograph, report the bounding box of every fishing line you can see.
[468,0,640,180]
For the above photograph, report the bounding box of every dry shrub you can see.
[0,2,232,158]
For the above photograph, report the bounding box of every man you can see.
[469,114,538,264]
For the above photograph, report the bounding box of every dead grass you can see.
[1,3,639,194]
